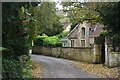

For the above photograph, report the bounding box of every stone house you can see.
[61,21,104,47]
[63,23,72,32]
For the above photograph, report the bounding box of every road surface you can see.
[31,54,99,78]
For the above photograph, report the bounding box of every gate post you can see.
[93,44,101,63]
[93,44,96,63]
[105,37,109,66]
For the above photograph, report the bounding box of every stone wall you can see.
[32,46,101,63]
[32,46,52,56]
[108,52,120,67]
[104,37,120,67]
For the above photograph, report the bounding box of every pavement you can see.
[31,54,99,78]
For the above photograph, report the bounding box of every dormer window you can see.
[89,28,94,35]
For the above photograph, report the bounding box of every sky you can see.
[54,0,63,10]
[56,3,63,10]
[54,0,84,10]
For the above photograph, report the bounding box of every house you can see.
[60,23,72,47]
[61,21,104,47]
[63,23,72,32]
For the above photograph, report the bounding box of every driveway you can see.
[31,54,99,78]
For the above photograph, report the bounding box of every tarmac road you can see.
[31,54,99,78]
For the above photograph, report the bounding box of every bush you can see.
[34,35,48,46]
[2,55,33,79]
[1,47,33,79]
[44,36,58,47]
[34,35,62,47]
[55,42,62,47]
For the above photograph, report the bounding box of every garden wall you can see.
[105,37,120,67]
[32,46,101,63]
[108,52,120,67]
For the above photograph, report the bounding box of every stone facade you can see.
[32,45,101,63]
[62,22,104,47]
[109,52,120,67]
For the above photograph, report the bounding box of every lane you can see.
[31,54,99,78]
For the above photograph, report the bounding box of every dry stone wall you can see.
[32,46,98,63]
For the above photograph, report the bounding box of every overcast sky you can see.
[54,0,63,10]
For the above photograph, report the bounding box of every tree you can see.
[2,2,38,56]
[34,2,63,36]
[61,2,102,31]
[2,2,39,78]
[103,2,120,49]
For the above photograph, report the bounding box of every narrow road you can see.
[31,54,99,78]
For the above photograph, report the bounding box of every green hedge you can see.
[34,35,48,46]
[34,35,62,47]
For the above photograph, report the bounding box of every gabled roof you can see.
[89,24,104,38]
[67,22,104,39]
[67,24,79,39]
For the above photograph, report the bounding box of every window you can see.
[89,28,94,35]
[89,28,91,35]
[81,28,85,38]
[71,40,74,47]
[81,40,85,47]
[90,44,92,47]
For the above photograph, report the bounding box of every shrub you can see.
[34,35,48,46]
[55,42,62,47]
[2,55,33,79]
[44,36,57,46]
[34,35,62,47]
[1,47,33,79]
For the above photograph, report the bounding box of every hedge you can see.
[34,35,62,47]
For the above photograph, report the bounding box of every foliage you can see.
[52,22,64,36]
[2,2,38,78]
[2,2,64,78]
[103,2,120,41]
[2,3,37,56]
[0,47,8,51]
[57,31,69,38]
[61,2,103,30]
[2,54,33,79]
[84,2,120,48]
[34,35,62,47]
[70,23,78,31]
[34,2,64,36]
[83,2,120,49]
[100,32,108,37]
[103,2,120,50]
[34,35,48,46]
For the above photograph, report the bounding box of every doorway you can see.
[101,44,105,63]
